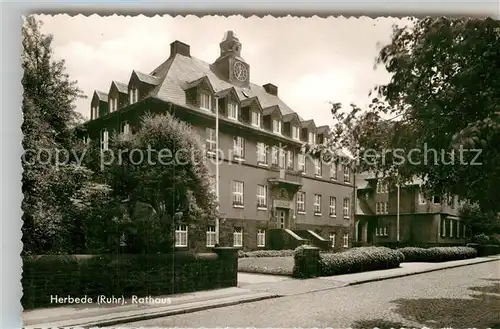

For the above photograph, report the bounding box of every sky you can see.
[37,15,410,125]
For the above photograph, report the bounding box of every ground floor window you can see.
[175,225,188,247]
[233,227,243,247]
[375,227,388,236]
[329,233,336,248]
[343,233,349,248]
[206,226,216,247]
[257,229,266,247]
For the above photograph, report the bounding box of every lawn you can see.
[238,256,294,276]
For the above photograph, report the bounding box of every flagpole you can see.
[396,173,400,248]
[215,96,220,245]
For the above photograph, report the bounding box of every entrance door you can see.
[278,210,287,229]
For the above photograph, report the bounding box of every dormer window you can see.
[228,103,238,120]
[292,126,300,140]
[109,98,118,112]
[200,92,212,111]
[92,106,99,119]
[273,119,282,134]
[251,111,261,127]
[308,132,316,144]
[129,87,139,104]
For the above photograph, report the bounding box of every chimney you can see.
[263,83,278,96]
[170,40,191,58]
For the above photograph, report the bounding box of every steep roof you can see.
[94,90,108,102]
[134,70,161,85]
[112,81,129,94]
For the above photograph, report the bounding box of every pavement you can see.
[22,255,500,328]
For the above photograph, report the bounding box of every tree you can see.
[21,16,87,253]
[328,17,500,210]
[458,203,500,237]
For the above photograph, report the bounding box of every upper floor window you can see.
[273,119,282,134]
[314,194,322,215]
[330,163,337,180]
[308,132,316,144]
[109,98,118,112]
[232,181,244,207]
[298,153,306,173]
[271,146,279,166]
[257,142,268,165]
[278,147,285,169]
[376,202,388,214]
[376,180,388,194]
[175,225,188,247]
[92,105,99,119]
[228,103,238,120]
[129,87,139,104]
[232,136,245,160]
[206,128,216,154]
[343,198,350,218]
[329,197,336,217]
[296,191,306,213]
[251,111,261,127]
[343,165,351,183]
[314,158,322,177]
[292,126,300,140]
[286,150,294,169]
[257,185,267,209]
[200,92,212,111]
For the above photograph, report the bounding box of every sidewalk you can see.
[22,255,500,328]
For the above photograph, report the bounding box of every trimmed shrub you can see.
[468,243,500,257]
[293,245,321,278]
[238,249,295,258]
[22,251,237,309]
[398,246,477,262]
[238,257,294,276]
[319,247,404,276]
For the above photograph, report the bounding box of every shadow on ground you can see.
[352,279,500,329]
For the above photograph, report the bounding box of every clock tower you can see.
[212,31,250,88]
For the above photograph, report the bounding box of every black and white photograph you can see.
[18,13,500,328]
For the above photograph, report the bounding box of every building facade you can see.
[82,31,355,252]
[355,173,469,247]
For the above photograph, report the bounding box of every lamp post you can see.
[396,178,400,249]
[215,96,220,245]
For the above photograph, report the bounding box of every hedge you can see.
[238,249,296,258]
[398,247,477,262]
[22,251,237,309]
[293,245,321,278]
[467,243,500,257]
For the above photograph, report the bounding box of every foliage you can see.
[459,203,500,237]
[319,247,404,276]
[238,249,296,258]
[22,252,236,309]
[238,256,294,276]
[398,246,477,262]
[293,245,321,278]
[326,17,500,210]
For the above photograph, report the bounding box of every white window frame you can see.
[384,227,388,236]
[271,146,279,166]
[206,226,216,247]
[251,111,261,127]
[278,147,285,169]
[257,142,268,165]
[233,228,243,247]
[110,97,117,112]
[329,234,336,248]
[257,185,267,209]
[330,163,337,180]
[298,153,306,173]
[175,225,188,247]
[344,165,350,182]
[314,158,322,177]
[296,191,305,213]
[206,128,216,154]
[228,103,238,120]
[329,197,336,217]
[377,181,388,194]
[343,198,350,219]
[314,194,322,215]
[92,105,99,119]
[273,119,282,134]
[200,92,212,111]
[343,233,349,248]
[233,136,245,160]
[100,129,108,151]
[292,126,300,140]
[286,150,294,169]
[257,229,266,247]
[308,132,316,144]
[129,87,139,104]
[232,181,244,207]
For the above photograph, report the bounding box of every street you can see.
[125,261,500,328]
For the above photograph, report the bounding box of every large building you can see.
[355,173,469,247]
[82,31,356,252]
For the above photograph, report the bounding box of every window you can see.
[314,158,322,177]
[257,185,267,209]
[419,189,427,204]
[206,128,216,154]
[376,227,388,236]
[329,234,336,248]
[329,197,336,217]
[330,163,337,180]
[233,228,243,247]
[129,87,139,104]
[109,97,117,112]
[228,103,238,120]
[296,191,305,213]
[292,126,300,140]
[343,233,349,248]
[251,111,261,127]
[308,132,316,144]
[100,129,108,151]
[271,146,279,166]
[344,165,351,183]
[92,105,99,119]
[376,202,388,214]
[286,150,294,169]
[232,181,244,207]
[206,226,216,247]
[298,153,306,173]
[257,229,266,247]
[273,119,282,134]
[376,181,388,193]
[314,194,322,215]
[83,135,90,145]
[278,147,285,168]
[233,136,245,160]
[343,198,350,218]
[257,142,268,165]
[200,92,212,111]
[175,225,188,247]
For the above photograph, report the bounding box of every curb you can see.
[58,294,281,328]
[345,257,500,286]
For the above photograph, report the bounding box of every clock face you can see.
[233,62,248,82]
